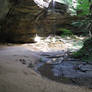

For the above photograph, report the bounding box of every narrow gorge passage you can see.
[0,0,92,92]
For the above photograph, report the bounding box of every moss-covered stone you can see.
[73,38,92,62]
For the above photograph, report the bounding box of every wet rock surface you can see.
[17,36,92,88]
[38,52,92,88]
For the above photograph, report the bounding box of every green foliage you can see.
[71,17,92,36]
[58,28,73,37]
[65,0,90,16]
[77,0,89,16]
[73,38,92,62]
[71,21,83,27]
[50,0,90,15]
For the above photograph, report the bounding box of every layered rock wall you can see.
[0,0,10,20]
[0,0,70,43]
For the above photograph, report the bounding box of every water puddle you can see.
[19,36,92,88]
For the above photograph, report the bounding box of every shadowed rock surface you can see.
[0,0,71,43]
[1,0,42,43]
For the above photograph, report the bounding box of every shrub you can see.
[58,28,73,37]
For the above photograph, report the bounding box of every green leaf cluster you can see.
[58,28,73,37]
[77,0,89,16]
[73,38,92,62]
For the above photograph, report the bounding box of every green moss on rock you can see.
[73,38,92,62]
[58,28,73,37]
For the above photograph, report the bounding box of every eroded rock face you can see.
[33,0,69,37]
[1,0,70,43]
[0,0,14,42]
[0,0,10,20]
[0,0,20,20]
[49,1,68,13]
[1,0,42,43]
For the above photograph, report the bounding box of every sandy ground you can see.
[0,44,91,92]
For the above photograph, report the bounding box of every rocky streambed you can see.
[19,36,92,89]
